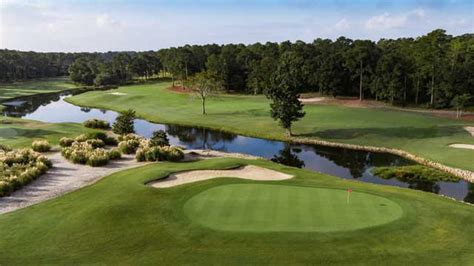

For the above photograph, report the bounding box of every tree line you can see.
[2,29,472,108]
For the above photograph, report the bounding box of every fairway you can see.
[184,184,403,232]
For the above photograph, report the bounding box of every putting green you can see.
[184,184,404,232]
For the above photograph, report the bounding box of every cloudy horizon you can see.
[1,0,473,52]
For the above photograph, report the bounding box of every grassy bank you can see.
[0,158,472,264]
[0,117,97,149]
[0,77,80,102]
[66,81,474,171]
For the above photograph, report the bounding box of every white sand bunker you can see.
[109,92,128,96]
[300,97,325,103]
[465,127,474,137]
[449,144,474,150]
[148,165,293,188]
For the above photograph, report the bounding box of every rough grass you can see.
[0,77,79,101]
[66,81,474,171]
[0,158,472,264]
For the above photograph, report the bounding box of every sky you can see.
[1,0,473,52]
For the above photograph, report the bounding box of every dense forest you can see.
[1,29,472,107]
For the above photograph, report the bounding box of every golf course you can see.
[2,3,474,263]
[1,158,473,264]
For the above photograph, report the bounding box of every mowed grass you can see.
[0,158,473,265]
[67,81,474,171]
[0,77,79,101]
[184,184,403,232]
[0,117,97,148]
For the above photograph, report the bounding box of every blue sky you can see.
[1,0,473,52]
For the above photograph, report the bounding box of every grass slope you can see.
[0,77,79,102]
[184,184,403,232]
[0,117,97,148]
[0,158,473,265]
[67,81,474,171]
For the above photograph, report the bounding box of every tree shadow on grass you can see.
[0,127,58,139]
[300,126,464,140]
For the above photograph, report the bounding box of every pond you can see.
[2,91,472,203]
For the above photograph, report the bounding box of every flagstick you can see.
[347,192,350,204]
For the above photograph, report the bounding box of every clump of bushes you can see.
[83,118,110,129]
[108,148,122,160]
[372,165,460,182]
[60,133,121,167]
[0,144,12,152]
[117,134,144,154]
[0,149,52,197]
[59,137,75,147]
[61,142,119,167]
[31,140,51,152]
[135,146,184,162]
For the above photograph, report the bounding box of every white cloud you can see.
[365,9,426,31]
[96,14,120,28]
[334,18,350,31]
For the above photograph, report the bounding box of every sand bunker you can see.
[109,92,128,96]
[299,97,325,103]
[465,127,474,137]
[449,144,474,150]
[148,165,293,188]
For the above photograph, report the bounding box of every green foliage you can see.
[0,148,52,197]
[112,109,136,135]
[59,137,75,147]
[31,140,51,152]
[266,52,306,135]
[135,146,184,162]
[372,165,460,182]
[150,130,170,147]
[61,142,112,167]
[108,148,122,160]
[118,139,141,154]
[0,144,12,152]
[83,119,110,129]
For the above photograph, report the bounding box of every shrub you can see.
[0,144,12,152]
[59,137,75,147]
[85,139,105,148]
[31,140,51,152]
[112,109,136,135]
[86,149,109,167]
[118,139,140,154]
[372,165,459,182]
[108,148,122,160]
[75,134,90,142]
[135,148,146,162]
[83,118,110,129]
[150,130,170,147]
[135,146,184,162]
[86,132,118,146]
[0,148,52,197]
[61,142,113,167]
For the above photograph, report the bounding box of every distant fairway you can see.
[184,184,404,232]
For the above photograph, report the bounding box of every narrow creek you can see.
[2,90,472,202]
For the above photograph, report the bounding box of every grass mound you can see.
[184,184,403,232]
